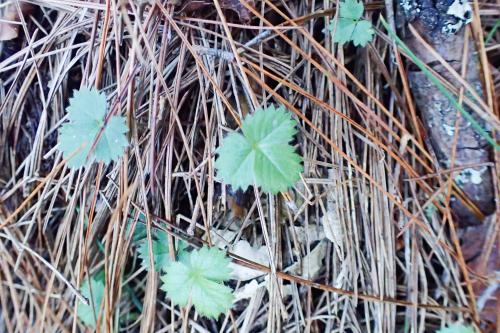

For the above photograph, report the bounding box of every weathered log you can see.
[400,0,495,226]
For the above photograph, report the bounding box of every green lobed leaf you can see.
[188,246,232,281]
[332,18,357,45]
[215,105,303,194]
[351,20,374,47]
[58,88,128,168]
[66,87,107,125]
[93,116,129,165]
[329,0,373,47]
[77,273,105,328]
[436,324,476,333]
[160,246,234,319]
[339,0,363,20]
[58,124,95,168]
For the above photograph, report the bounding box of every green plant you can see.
[58,88,128,168]
[215,105,303,194]
[128,214,233,318]
[137,230,188,272]
[77,273,105,328]
[437,324,476,333]
[160,246,234,318]
[329,0,374,46]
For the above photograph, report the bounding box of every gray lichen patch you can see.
[400,0,472,34]
[454,167,487,186]
[442,124,455,136]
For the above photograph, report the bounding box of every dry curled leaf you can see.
[0,2,34,41]
[287,241,327,280]
[229,240,269,281]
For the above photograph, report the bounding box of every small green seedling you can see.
[215,105,303,194]
[58,88,128,168]
[137,230,188,272]
[329,0,374,47]
[77,273,105,329]
[437,324,476,333]
[161,246,234,319]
